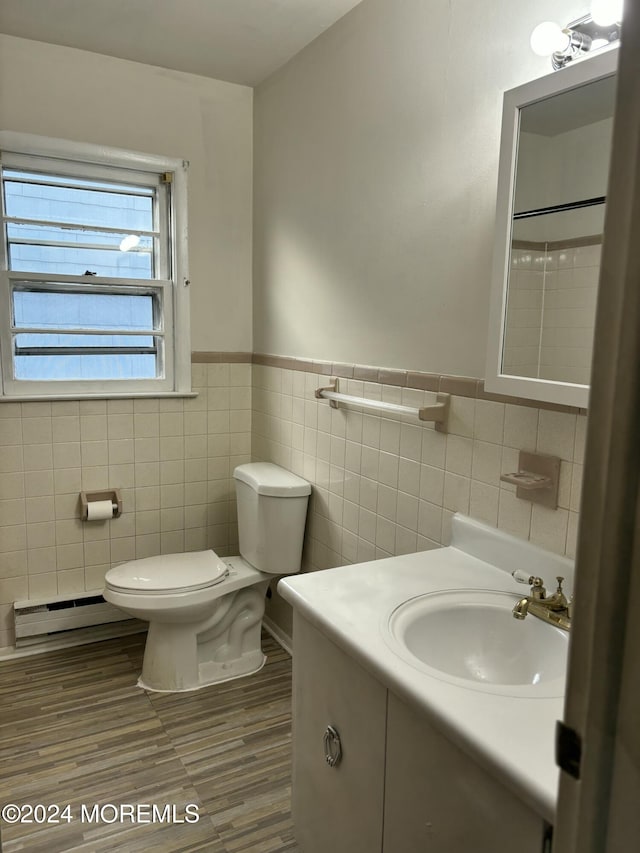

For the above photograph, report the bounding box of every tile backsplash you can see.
[0,355,586,650]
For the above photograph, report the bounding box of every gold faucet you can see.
[512,575,571,632]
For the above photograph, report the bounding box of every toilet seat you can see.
[105,549,229,596]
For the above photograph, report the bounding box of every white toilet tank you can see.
[233,463,311,575]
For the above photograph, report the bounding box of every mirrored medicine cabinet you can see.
[485,47,618,408]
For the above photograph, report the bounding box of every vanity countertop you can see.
[278,514,573,825]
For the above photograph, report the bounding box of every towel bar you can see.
[315,380,449,432]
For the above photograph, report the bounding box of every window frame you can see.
[0,131,191,399]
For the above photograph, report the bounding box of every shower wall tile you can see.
[505,244,600,384]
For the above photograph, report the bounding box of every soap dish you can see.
[500,451,560,509]
[500,471,552,490]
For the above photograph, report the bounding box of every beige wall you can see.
[253,0,587,375]
[0,34,253,353]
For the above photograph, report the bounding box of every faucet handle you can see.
[512,570,546,598]
[511,570,545,591]
[555,576,569,607]
[512,569,535,584]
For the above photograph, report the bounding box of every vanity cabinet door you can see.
[383,692,546,853]
[291,614,386,853]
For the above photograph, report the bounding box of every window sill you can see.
[0,391,198,403]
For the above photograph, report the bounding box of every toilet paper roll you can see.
[86,499,115,521]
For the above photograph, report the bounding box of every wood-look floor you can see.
[0,632,298,853]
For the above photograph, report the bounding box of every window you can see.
[0,132,190,397]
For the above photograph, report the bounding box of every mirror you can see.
[486,48,618,408]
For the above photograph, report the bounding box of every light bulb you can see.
[590,0,623,26]
[119,234,140,252]
[530,22,570,57]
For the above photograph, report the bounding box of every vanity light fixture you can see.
[530,2,622,70]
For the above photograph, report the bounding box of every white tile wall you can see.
[503,248,545,379]
[251,364,585,576]
[0,363,251,649]
[504,244,600,384]
[540,243,600,385]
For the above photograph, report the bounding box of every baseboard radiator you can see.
[13,593,145,649]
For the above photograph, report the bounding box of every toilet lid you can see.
[105,550,228,594]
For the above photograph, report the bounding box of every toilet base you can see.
[134,561,271,692]
[138,650,267,693]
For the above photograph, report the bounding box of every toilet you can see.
[103,463,311,692]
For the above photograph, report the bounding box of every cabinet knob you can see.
[323,725,342,767]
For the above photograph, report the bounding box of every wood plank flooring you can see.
[0,632,298,852]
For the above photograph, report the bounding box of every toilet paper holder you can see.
[80,489,123,520]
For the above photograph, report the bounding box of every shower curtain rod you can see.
[513,195,605,220]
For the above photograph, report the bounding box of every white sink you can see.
[386,589,568,697]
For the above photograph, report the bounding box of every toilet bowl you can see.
[103,463,311,692]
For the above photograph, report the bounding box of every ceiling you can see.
[520,74,616,136]
[0,0,363,87]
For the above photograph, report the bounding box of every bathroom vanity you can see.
[279,515,572,853]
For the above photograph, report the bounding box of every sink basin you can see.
[386,589,568,697]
